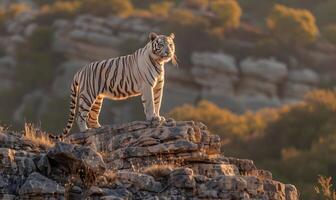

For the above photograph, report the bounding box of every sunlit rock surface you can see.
[0,120,299,199]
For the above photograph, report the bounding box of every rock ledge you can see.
[0,120,299,199]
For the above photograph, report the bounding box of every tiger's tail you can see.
[62,73,80,137]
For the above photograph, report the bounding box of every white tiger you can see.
[61,32,176,137]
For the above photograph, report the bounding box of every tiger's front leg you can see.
[153,76,165,122]
[141,84,158,122]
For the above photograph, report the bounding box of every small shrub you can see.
[80,0,134,17]
[24,123,54,148]
[315,176,336,200]
[169,8,210,27]
[149,2,174,18]
[102,170,117,184]
[143,164,175,178]
[132,9,152,18]
[168,100,280,140]
[210,0,242,29]
[267,4,319,45]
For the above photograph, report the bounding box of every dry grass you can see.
[24,123,54,148]
[315,176,336,200]
[143,163,176,178]
[102,170,117,183]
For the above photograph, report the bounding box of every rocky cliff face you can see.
[0,120,298,199]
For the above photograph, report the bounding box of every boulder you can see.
[47,142,106,183]
[288,68,320,85]
[191,52,238,96]
[190,163,239,177]
[240,57,288,83]
[116,171,162,192]
[236,77,278,98]
[69,29,121,47]
[0,148,36,176]
[283,82,313,100]
[191,52,238,75]
[18,172,65,199]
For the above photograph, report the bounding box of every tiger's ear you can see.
[169,33,175,39]
[149,32,158,41]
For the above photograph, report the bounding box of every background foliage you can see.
[169,90,336,199]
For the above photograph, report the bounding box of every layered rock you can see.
[284,68,319,100]
[191,52,238,96]
[191,52,321,111]
[66,120,221,170]
[0,120,299,199]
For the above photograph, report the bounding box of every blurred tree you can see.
[184,0,209,10]
[38,0,81,22]
[169,100,280,140]
[210,0,242,29]
[149,1,174,18]
[267,4,319,46]
[7,3,32,18]
[169,8,209,27]
[81,0,134,17]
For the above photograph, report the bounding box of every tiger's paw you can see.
[158,116,166,122]
[148,116,162,127]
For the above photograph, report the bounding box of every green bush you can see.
[210,0,242,29]
[80,0,134,17]
[267,4,319,45]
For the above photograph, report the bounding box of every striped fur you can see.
[62,32,175,136]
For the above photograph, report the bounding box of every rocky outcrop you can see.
[191,52,320,112]
[53,15,159,61]
[0,120,299,199]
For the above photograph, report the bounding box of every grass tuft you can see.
[315,176,336,200]
[143,163,176,178]
[24,123,54,148]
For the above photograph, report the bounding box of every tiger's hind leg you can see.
[77,94,95,132]
[87,95,104,129]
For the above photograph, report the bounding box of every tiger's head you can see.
[149,32,177,65]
